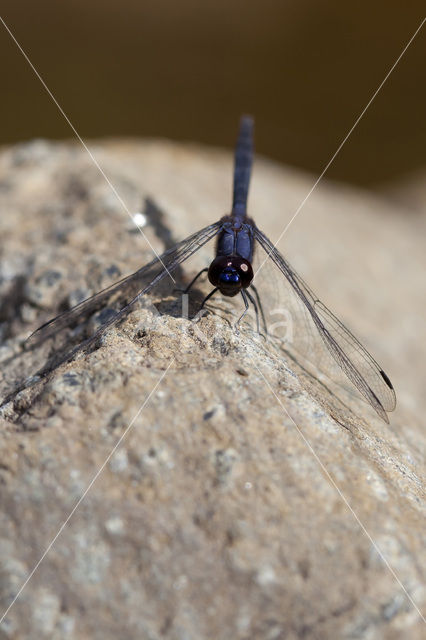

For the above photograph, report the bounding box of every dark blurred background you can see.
[1,1,425,187]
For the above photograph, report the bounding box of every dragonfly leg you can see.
[183,268,209,293]
[243,288,260,333]
[250,283,267,334]
[236,289,250,329]
[200,287,218,309]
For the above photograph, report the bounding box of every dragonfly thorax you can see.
[208,256,253,297]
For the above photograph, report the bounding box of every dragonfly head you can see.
[208,256,253,297]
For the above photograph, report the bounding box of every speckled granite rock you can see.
[0,138,425,639]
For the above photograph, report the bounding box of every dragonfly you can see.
[27,116,396,422]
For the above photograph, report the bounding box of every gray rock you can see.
[0,139,425,639]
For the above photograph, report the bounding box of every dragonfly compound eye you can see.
[208,256,254,295]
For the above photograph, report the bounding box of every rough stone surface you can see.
[0,138,425,639]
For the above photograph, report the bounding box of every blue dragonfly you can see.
[27,117,396,422]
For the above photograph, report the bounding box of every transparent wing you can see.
[253,226,396,422]
[27,221,222,372]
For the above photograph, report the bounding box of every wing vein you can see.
[254,226,396,420]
